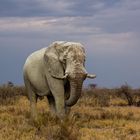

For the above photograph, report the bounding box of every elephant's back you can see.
[24,48,46,65]
[23,47,47,78]
[23,47,50,95]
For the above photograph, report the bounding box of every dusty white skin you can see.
[23,41,96,119]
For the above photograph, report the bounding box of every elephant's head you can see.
[44,41,96,107]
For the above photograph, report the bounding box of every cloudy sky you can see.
[0,0,140,88]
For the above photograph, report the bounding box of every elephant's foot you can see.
[65,106,71,114]
[52,106,65,120]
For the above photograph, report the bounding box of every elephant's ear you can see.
[44,49,64,78]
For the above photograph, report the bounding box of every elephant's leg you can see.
[65,106,71,114]
[54,93,65,118]
[30,93,38,121]
[48,79,65,118]
[47,95,56,114]
[24,79,38,121]
[52,90,65,118]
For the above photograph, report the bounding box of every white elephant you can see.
[23,41,96,119]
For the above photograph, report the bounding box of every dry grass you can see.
[0,86,140,140]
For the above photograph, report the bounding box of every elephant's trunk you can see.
[65,80,83,107]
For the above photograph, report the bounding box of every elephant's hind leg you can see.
[24,79,38,121]
[47,95,56,115]
[30,93,38,121]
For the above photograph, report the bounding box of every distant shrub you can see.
[116,84,140,106]
[82,88,112,107]
[82,85,140,107]
[117,84,134,105]
[0,85,27,105]
[0,83,140,107]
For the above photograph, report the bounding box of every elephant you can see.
[23,41,96,119]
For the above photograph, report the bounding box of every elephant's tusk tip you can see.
[62,73,68,79]
[87,74,96,79]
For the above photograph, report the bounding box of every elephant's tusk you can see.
[51,73,68,79]
[63,73,69,79]
[87,74,96,79]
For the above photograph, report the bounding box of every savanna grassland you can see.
[0,85,140,140]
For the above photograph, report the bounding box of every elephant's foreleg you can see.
[47,76,66,118]
[50,85,65,118]
[54,94,65,118]
[65,106,71,114]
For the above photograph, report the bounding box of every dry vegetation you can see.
[0,84,140,140]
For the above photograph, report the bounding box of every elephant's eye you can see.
[63,61,66,64]
[83,58,85,64]
[62,59,66,64]
[84,57,86,62]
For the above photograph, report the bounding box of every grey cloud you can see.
[74,1,140,34]
[0,0,46,17]
[0,0,120,17]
